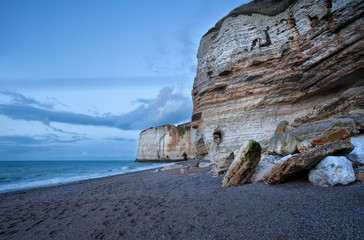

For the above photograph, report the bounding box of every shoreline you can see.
[1,164,363,239]
[0,160,179,195]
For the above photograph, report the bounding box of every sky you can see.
[0,0,250,160]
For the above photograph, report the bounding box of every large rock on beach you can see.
[267,140,354,184]
[251,154,291,183]
[308,156,356,187]
[222,140,261,187]
[268,121,301,155]
[347,135,364,166]
[191,0,364,166]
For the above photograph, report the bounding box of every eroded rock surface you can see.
[191,0,364,169]
[136,123,196,161]
[267,140,354,184]
[222,140,261,187]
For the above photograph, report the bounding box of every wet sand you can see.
[0,162,363,240]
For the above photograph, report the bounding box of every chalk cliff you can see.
[136,123,196,162]
[191,0,364,165]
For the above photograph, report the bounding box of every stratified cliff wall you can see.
[136,123,196,161]
[192,0,364,160]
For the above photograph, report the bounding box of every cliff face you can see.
[192,0,364,160]
[136,123,196,161]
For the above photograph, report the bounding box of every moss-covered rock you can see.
[222,140,261,187]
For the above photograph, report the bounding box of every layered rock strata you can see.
[191,0,364,170]
[136,123,196,162]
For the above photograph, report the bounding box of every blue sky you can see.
[0,0,249,160]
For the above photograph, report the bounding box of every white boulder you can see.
[308,156,355,187]
[347,135,364,166]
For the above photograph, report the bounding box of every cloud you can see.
[49,126,82,136]
[0,91,55,109]
[132,98,153,105]
[0,134,87,145]
[0,134,86,155]
[0,87,192,130]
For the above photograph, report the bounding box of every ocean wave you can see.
[0,161,173,193]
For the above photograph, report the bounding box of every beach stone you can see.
[162,164,182,171]
[186,161,200,169]
[222,140,261,187]
[312,129,351,145]
[268,121,301,155]
[356,173,364,182]
[347,135,364,166]
[297,140,314,153]
[308,156,356,187]
[267,140,354,184]
[178,169,188,174]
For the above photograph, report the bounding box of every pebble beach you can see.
[0,162,363,240]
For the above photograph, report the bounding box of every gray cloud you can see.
[0,134,87,145]
[0,90,55,109]
[0,87,192,130]
[49,126,82,136]
[0,134,86,155]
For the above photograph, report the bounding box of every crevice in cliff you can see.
[260,29,272,47]
[330,10,364,34]
[300,67,364,97]
[325,0,332,10]
[309,16,319,28]
[211,85,227,94]
[192,112,202,122]
[246,74,263,82]
[218,70,232,77]
[251,28,272,51]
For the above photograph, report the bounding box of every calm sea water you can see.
[0,161,170,193]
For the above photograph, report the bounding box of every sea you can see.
[0,160,171,193]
